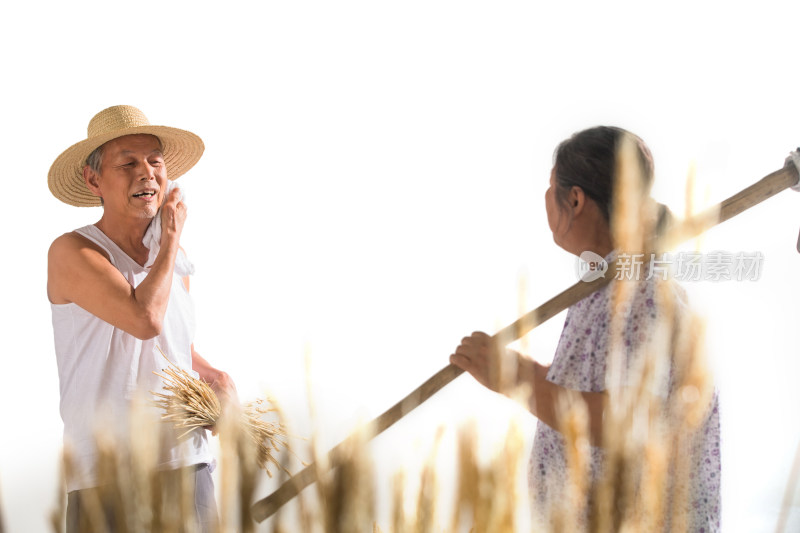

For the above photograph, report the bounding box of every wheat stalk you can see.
[152,352,295,477]
[241,399,294,476]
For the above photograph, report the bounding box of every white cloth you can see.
[51,224,212,492]
[143,181,195,276]
[786,150,800,252]
[787,149,800,192]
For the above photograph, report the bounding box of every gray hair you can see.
[85,144,104,174]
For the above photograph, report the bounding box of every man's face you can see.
[87,134,168,219]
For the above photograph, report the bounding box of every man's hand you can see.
[160,187,187,245]
[208,370,239,408]
[205,370,238,437]
[190,345,239,435]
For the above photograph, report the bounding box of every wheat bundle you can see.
[153,365,221,439]
[241,399,293,475]
[153,361,292,476]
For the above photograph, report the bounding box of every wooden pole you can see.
[251,162,799,523]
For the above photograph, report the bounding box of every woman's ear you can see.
[569,185,586,214]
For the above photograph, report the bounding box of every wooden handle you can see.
[251,364,464,521]
[252,162,799,523]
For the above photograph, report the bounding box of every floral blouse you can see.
[528,275,721,532]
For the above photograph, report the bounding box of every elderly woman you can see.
[450,126,721,532]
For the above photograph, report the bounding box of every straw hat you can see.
[48,105,205,207]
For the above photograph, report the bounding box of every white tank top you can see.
[51,224,213,491]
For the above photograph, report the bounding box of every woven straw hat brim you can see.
[48,125,204,207]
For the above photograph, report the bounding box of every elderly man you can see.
[47,105,235,532]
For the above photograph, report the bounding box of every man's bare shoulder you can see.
[49,231,110,264]
[48,231,115,304]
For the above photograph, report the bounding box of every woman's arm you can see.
[450,331,606,445]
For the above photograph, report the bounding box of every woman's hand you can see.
[450,331,519,393]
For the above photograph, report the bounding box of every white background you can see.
[1,1,799,531]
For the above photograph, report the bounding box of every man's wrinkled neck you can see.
[94,209,155,266]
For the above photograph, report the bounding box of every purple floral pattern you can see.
[528,276,721,532]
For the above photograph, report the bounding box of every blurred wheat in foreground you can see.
[49,232,723,530]
[48,320,718,533]
[51,404,531,533]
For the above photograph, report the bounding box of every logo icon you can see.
[575,251,608,282]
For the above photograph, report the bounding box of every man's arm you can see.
[47,189,185,340]
[191,345,238,406]
[181,275,238,407]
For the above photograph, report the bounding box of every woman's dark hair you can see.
[553,126,655,223]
